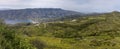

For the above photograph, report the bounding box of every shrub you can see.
[30,39,46,49]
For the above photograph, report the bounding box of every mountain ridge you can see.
[0,8,84,24]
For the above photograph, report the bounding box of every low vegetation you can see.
[1,12,120,49]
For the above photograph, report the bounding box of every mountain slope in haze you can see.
[0,8,83,24]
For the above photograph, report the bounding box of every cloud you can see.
[0,0,120,12]
[78,0,120,12]
[57,0,120,12]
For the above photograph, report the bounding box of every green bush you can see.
[30,39,46,49]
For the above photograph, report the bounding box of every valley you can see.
[0,11,120,49]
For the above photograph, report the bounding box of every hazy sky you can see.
[0,0,120,13]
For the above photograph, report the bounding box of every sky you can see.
[0,0,120,13]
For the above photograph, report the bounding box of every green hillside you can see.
[1,12,120,49]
